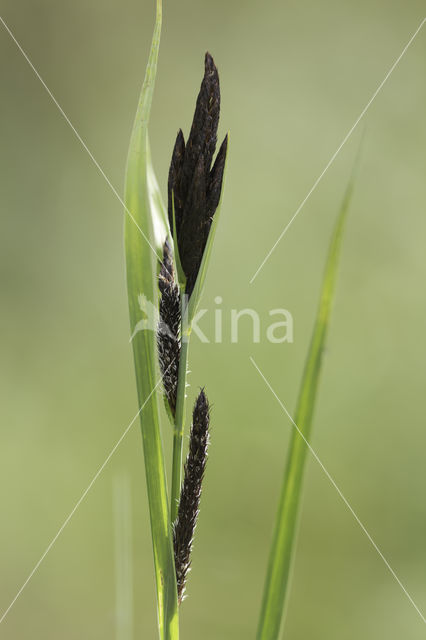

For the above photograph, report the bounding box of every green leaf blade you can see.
[124,1,178,638]
[257,183,353,640]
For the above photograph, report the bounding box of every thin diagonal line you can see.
[250,356,426,624]
[0,373,164,625]
[249,17,426,284]
[0,15,160,266]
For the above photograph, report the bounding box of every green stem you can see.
[171,334,190,523]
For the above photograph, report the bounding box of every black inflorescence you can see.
[173,389,210,603]
[158,240,181,417]
[168,52,228,297]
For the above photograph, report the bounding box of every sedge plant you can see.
[124,0,227,637]
[124,1,352,638]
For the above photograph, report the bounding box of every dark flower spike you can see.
[158,240,181,417]
[168,52,228,297]
[168,130,186,241]
[173,389,210,603]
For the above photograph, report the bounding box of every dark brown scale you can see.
[173,389,210,603]
[167,52,227,297]
[167,130,185,239]
[179,154,207,280]
[157,241,181,416]
[206,135,228,218]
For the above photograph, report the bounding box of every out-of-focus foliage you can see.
[0,1,425,638]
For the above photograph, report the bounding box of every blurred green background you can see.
[0,0,425,638]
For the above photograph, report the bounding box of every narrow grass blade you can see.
[124,1,178,638]
[257,182,353,640]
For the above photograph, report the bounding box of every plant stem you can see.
[171,331,190,523]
